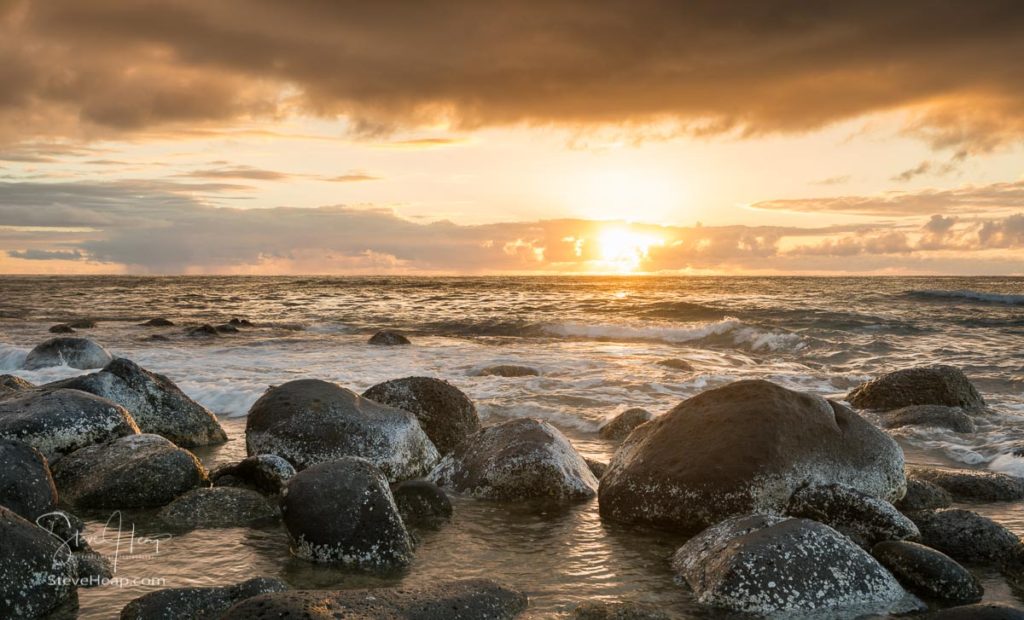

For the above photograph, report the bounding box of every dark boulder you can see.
[368,330,411,345]
[67,319,96,329]
[599,380,906,532]
[0,438,58,520]
[23,337,113,370]
[872,540,983,605]
[0,388,140,460]
[429,418,598,502]
[598,408,653,440]
[210,454,295,495]
[0,374,33,396]
[0,506,77,618]
[882,405,977,433]
[186,324,219,337]
[158,487,279,529]
[120,577,288,620]
[245,379,439,480]
[139,318,175,327]
[391,479,452,527]
[584,457,608,479]
[476,365,540,377]
[228,318,254,327]
[786,483,919,548]
[75,546,114,586]
[49,324,75,334]
[221,579,527,619]
[574,601,671,619]
[362,376,480,455]
[52,434,208,509]
[281,457,412,567]
[847,365,985,412]
[908,466,1024,502]
[672,514,907,615]
[896,477,954,512]
[657,358,694,371]
[45,357,227,447]
[909,509,1024,564]
[921,604,1024,619]
[215,323,239,334]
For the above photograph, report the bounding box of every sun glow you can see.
[597,228,664,272]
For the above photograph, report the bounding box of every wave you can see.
[908,289,1024,305]
[0,345,27,371]
[541,318,805,352]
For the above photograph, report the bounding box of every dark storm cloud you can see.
[7,249,85,261]
[1,1,1023,148]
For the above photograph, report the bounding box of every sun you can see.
[597,228,664,272]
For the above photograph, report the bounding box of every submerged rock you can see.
[228,318,254,327]
[363,376,480,455]
[391,479,452,527]
[786,482,919,548]
[574,601,671,619]
[0,438,58,521]
[896,478,953,512]
[0,374,34,396]
[598,408,653,440]
[158,487,279,529]
[599,380,905,532]
[368,330,411,345]
[882,405,977,433]
[656,358,694,371]
[0,388,140,460]
[67,319,96,329]
[46,358,227,447]
[476,364,539,377]
[909,509,1024,564]
[0,506,78,618]
[49,323,75,334]
[221,579,527,619]
[23,337,113,370]
[847,365,985,412]
[245,379,439,480]
[139,318,175,327]
[53,434,207,509]
[120,577,288,620]
[908,466,1024,502]
[215,323,239,334]
[872,540,983,605]
[282,457,412,567]
[186,324,219,337]
[210,454,295,495]
[672,514,907,616]
[429,418,598,502]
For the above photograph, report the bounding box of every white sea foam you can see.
[911,289,1024,305]
[990,453,1024,478]
[541,318,804,351]
[0,344,27,371]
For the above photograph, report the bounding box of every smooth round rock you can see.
[246,379,439,480]
[368,330,411,345]
[49,324,75,334]
[52,434,208,509]
[186,324,219,337]
[0,506,77,618]
[211,454,295,495]
[0,438,58,521]
[120,577,288,620]
[896,477,953,512]
[392,479,452,526]
[67,319,96,329]
[872,540,983,605]
[657,358,694,371]
[476,365,539,377]
[428,418,598,502]
[363,376,480,455]
[598,408,653,440]
[282,457,412,567]
[786,482,919,548]
[139,318,175,327]
[23,337,113,370]
[599,380,906,533]
[882,405,977,433]
[909,509,1024,564]
[908,466,1024,502]
[158,487,280,529]
[0,374,34,396]
[847,365,985,412]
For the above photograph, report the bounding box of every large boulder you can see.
[120,577,288,620]
[0,438,58,521]
[281,457,412,567]
[872,540,983,605]
[221,579,527,619]
[672,514,908,616]
[46,358,227,447]
[0,374,33,396]
[598,408,653,440]
[22,337,113,370]
[428,418,598,502]
[896,477,954,512]
[362,376,480,455]
[0,505,77,618]
[908,466,1024,503]
[0,388,140,461]
[52,434,208,509]
[245,379,439,480]
[158,487,279,529]
[210,454,295,495]
[599,380,906,532]
[847,365,985,412]
[909,509,1024,564]
[786,483,919,548]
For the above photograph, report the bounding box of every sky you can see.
[1,1,1023,275]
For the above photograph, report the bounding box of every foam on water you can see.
[909,289,1024,305]
[542,317,805,351]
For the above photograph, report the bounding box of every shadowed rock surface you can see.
[908,466,1024,503]
[429,418,598,502]
[872,540,983,605]
[0,438,58,521]
[368,330,411,345]
[67,320,96,329]
[477,364,540,377]
[848,365,985,412]
[786,482,919,548]
[882,405,977,433]
[584,457,608,479]
[246,379,439,480]
[186,324,219,337]
[600,380,905,532]
[363,376,480,455]
[896,478,954,512]
[23,337,113,370]
[211,454,295,495]
[220,579,527,619]
[0,374,34,396]
[49,324,75,334]
[139,318,175,327]
[598,408,653,440]
[158,487,280,529]
[120,577,288,620]
[0,506,77,618]
[391,479,452,527]
[909,509,1024,564]
[574,601,671,619]
[921,604,1024,619]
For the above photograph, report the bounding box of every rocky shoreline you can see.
[1,334,1023,618]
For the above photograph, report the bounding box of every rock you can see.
[908,466,1024,502]
[573,601,670,619]
[598,408,653,440]
[599,380,905,532]
[245,379,439,480]
[210,454,295,495]
[0,506,78,617]
[368,330,411,345]
[221,579,527,619]
[786,483,919,548]
[52,434,208,509]
[391,479,452,526]
[141,334,170,342]
[909,509,1024,564]
[362,376,480,455]
[67,319,96,329]
[0,374,33,396]
[282,457,412,567]
[35,510,87,551]
[139,318,175,327]
[476,365,539,377]
[45,357,227,447]
[872,540,983,605]
[921,604,1024,619]
[186,324,219,337]
[0,388,140,461]
[584,457,608,479]
[158,487,279,529]
[896,477,954,512]
[882,405,977,433]
[215,323,239,334]
[672,514,907,615]
[429,418,598,502]
[228,318,254,327]
[120,577,288,620]
[0,438,58,521]
[49,323,75,334]
[848,365,986,412]
[74,546,113,586]
[656,358,694,371]
[22,337,113,370]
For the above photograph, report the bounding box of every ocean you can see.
[1,275,1023,617]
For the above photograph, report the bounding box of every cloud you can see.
[175,165,292,181]
[812,175,851,186]
[6,248,85,260]
[1,1,1023,149]
[326,172,379,182]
